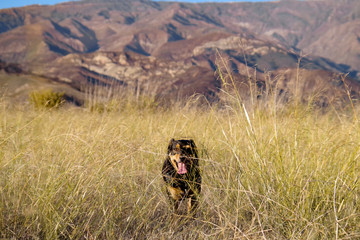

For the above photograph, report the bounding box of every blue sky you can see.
[0,0,73,9]
[0,0,274,10]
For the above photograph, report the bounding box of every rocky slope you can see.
[0,0,359,105]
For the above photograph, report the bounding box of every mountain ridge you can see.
[0,0,359,106]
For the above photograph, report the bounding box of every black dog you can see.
[162,139,201,214]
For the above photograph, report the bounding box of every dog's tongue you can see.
[177,162,187,174]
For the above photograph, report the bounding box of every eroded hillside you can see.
[0,0,359,105]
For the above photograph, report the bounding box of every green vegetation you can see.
[1,85,359,239]
[28,89,65,109]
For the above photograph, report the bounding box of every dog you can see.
[162,138,201,214]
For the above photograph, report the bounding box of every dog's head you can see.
[167,138,198,175]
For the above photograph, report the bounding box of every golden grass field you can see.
[1,89,360,239]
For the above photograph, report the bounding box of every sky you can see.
[0,0,275,10]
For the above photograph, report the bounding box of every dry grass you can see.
[1,88,360,239]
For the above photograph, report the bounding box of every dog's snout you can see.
[180,156,187,162]
[169,153,181,162]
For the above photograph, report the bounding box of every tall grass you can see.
[1,74,360,239]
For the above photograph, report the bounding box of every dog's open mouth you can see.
[177,162,187,174]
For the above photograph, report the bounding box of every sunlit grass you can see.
[0,92,360,239]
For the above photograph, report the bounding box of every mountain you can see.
[0,0,359,106]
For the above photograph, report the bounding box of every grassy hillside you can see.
[0,94,359,239]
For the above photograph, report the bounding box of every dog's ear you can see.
[167,138,175,154]
[188,139,199,159]
[188,139,196,148]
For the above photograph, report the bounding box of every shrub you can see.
[29,89,65,109]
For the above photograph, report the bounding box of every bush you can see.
[29,89,65,109]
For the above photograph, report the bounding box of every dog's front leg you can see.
[167,186,183,213]
[187,196,199,215]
